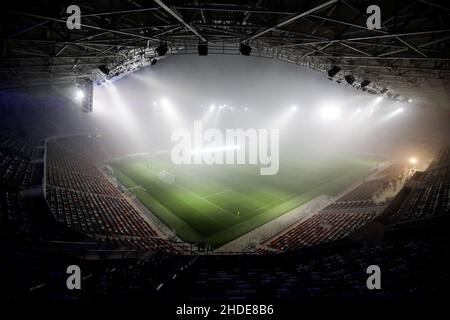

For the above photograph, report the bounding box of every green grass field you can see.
[112,150,379,248]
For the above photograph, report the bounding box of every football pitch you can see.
[112,150,379,248]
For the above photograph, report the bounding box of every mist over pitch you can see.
[91,55,431,163]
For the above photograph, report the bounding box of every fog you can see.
[1,54,443,162]
[88,54,443,162]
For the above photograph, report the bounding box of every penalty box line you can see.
[175,183,235,216]
[204,188,233,199]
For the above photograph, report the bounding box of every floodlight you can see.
[161,98,169,106]
[240,43,252,56]
[409,157,418,165]
[76,89,85,100]
[352,108,362,116]
[382,107,404,121]
[321,106,341,121]
[360,80,371,88]
[327,66,341,78]
[75,80,93,112]
[156,43,168,56]
[344,75,355,85]
[198,43,208,56]
[98,65,110,76]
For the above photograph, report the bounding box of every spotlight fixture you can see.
[98,65,110,76]
[327,66,341,78]
[92,47,165,84]
[239,43,252,56]
[75,89,84,100]
[156,43,168,56]
[344,75,355,85]
[360,80,371,88]
[321,106,341,121]
[398,97,410,104]
[379,87,389,95]
[77,80,93,113]
[198,43,208,56]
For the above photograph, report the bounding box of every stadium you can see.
[0,0,449,312]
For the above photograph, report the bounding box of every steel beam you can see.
[153,0,206,42]
[243,0,338,42]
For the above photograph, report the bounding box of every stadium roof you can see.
[1,0,450,108]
